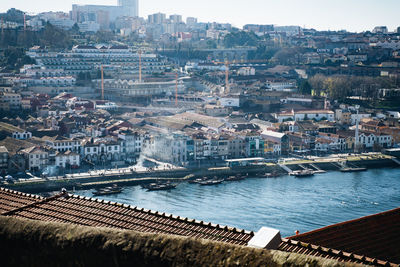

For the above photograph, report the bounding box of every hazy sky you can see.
[0,0,399,32]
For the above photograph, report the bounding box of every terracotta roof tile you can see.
[7,193,253,246]
[2,187,399,266]
[287,207,400,265]
[0,188,43,214]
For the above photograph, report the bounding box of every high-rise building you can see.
[148,13,166,24]
[372,26,388,34]
[71,0,139,30]
[186,17,198,27]
[118,0,139,17]
[169,14,182,24]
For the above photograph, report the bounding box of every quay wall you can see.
[4,158,397,193]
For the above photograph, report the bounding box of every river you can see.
[74,167,400,237]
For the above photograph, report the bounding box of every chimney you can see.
[247,227,282,250]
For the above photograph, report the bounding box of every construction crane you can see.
[212,59,270,95]
[138,49,142,83]
[175,72,178,107]
[101,65,104,100]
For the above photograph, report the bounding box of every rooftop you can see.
[0,187,398,266]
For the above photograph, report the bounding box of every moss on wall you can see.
[0,216,363,267]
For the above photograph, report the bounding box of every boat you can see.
[224,175,245,182]
[143,182,177,191]
[292,170,314,178]
[188,178,208,184]
[261,172,280,178]
[198,179,224,186]
[92,185,123,196]
[340,167,367,172]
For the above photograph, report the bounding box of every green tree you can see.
[0,47,35,72]
[299,80,312,95]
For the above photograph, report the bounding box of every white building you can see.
[274,110,335,123]
[219,96,240,107]
[358,132,392,149]
[0,92,21,109]
[12,131,32,140]
[118,129,144,160]
[55,151,80,168]
[265,80,297,92]
[238,67,255,76]
[43,136,81,153]
[20,146,49,171]
[82,138,122,162]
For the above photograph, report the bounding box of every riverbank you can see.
[3,153,398,193]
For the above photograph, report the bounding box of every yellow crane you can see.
[212,59,269,94]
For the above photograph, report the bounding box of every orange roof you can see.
[288,207,400,265]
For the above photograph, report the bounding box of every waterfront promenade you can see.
[3,152,398,193]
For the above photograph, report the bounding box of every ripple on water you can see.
[74,168,400,237]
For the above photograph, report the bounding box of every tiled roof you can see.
[1,188,253,246]
[0,188,42,214]
[287,207,400,265]
[278,238,398,267]
[1,187,399,266]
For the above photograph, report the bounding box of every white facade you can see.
[0,92,21,108]
[21,147,49,171]
[219,97,240,107]
[238,67,255,76]
[55,151,80,168]
[44,137,81,153]
[265,81,297,92]
[294,111,335,122]
[118,131,143,159]
[83,141,122,162]
[275,110,335,123]
[357,132,392,149]
[12,131,32,140]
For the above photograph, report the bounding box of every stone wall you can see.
[0,216,363,267]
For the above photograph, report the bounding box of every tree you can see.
[0,47,35,73]
[71,23,80,34]
[223,31,259,48]
[299,80,312,95]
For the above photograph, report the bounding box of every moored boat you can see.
[143,182,177,191]
[224,175,245,182]
[93,185,123,196]
[293,170,314,178]
[340,167,367,172]
[188,177,208,184]
[198,179,224,186]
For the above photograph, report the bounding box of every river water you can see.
[74,168,400,237]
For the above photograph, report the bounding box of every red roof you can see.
[0,188,252,246]
[1,187,399,266]
[288,207,400,265]
[0,188,42,214]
